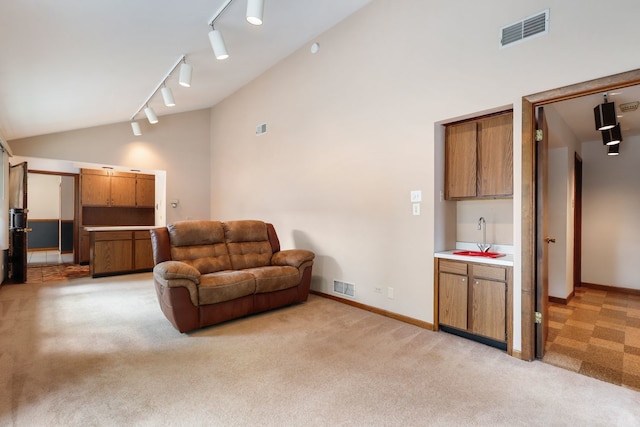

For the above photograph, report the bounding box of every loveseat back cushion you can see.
[223,220,273,270]
[168,220,232,274]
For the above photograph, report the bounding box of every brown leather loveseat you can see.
[149,220,315,333]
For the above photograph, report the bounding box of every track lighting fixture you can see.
[607,144,620,156]
[246,0,264,25]
[179,60,192,87]
[594,93,617,131]
[161,85,175,107]
[209,25,229,60]
[131,121,142,136]
[129,54,190,134]
[601,123,622,146]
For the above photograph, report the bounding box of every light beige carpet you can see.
[1,273,639,426]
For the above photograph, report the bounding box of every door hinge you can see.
[536,129,543,142]
[535,311,542,324]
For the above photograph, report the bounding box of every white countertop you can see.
[435,249,514,267]
[84,226,158,232]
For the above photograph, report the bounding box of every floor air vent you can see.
[334,280,355,298]
[500,9,549,48]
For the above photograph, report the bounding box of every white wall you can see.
[209,0,640,353]
[28,173,60,220]
[456,199,513,246]
[61,176,74,221]
[582,136,640,290]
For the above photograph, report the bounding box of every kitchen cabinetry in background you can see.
[135,174,155,208]
[436,258,512,349]
[79,168,155,263]
[445,111,513,200]
[81,169,154,207]
[89,229,154,277]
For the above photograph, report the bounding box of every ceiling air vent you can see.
[619,101,639,113]
[500,9,549,48]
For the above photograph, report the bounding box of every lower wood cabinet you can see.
[90,230,153,277]
[437,258,512,347]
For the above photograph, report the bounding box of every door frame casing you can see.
[520,68,640,361]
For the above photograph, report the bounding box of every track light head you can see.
[144,106,158,124]
[209,27,229,60]
[246,0,264,25]
[179,61,192,87]
[161,85,175,107]
[131,121,142,136]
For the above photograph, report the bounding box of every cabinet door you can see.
[136,175,155,207]
[470,279,506,342]
[477,112,513,197]
[134,232,154,270]
[92,232,133,275]
[438,272,468,330]
[445,121,477,199]
[81,173,111,206]
[110,173,136,207]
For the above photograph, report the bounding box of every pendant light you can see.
[246,0,264,25]
[209,25,229,60]
[601,123,622,145]
[607,144,620,156]
[594,94,617,131]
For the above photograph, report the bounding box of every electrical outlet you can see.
[387,287,394,299]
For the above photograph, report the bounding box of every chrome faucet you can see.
[477,217,491,252]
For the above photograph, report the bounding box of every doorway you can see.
[521,68,640,361]
[573,154,582,293]
[26,171,79,266]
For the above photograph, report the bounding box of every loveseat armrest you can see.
[271,249,315,269]
[154,260,201,284]
[153,261,201,307]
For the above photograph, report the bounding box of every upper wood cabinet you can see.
[445,111,513,200]
[135,174,155,208]
[81,169,154,208]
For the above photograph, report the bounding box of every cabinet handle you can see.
[475,281,479,285]
[461,278,466,282]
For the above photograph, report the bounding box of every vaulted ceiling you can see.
[0,0,372,141]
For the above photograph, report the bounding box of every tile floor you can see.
[544,286,640,392]
[27,250,74,265]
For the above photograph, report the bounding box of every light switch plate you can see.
[410,190,422,202]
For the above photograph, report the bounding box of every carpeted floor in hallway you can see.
[1,273,639,426]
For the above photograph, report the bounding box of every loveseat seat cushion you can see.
[223,220,273,270]
[243,265,300,293]
[198,271,256,305]
[168,221,232,274]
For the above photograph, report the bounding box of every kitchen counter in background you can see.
[84,226,158,232]
[87,226,157,277]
